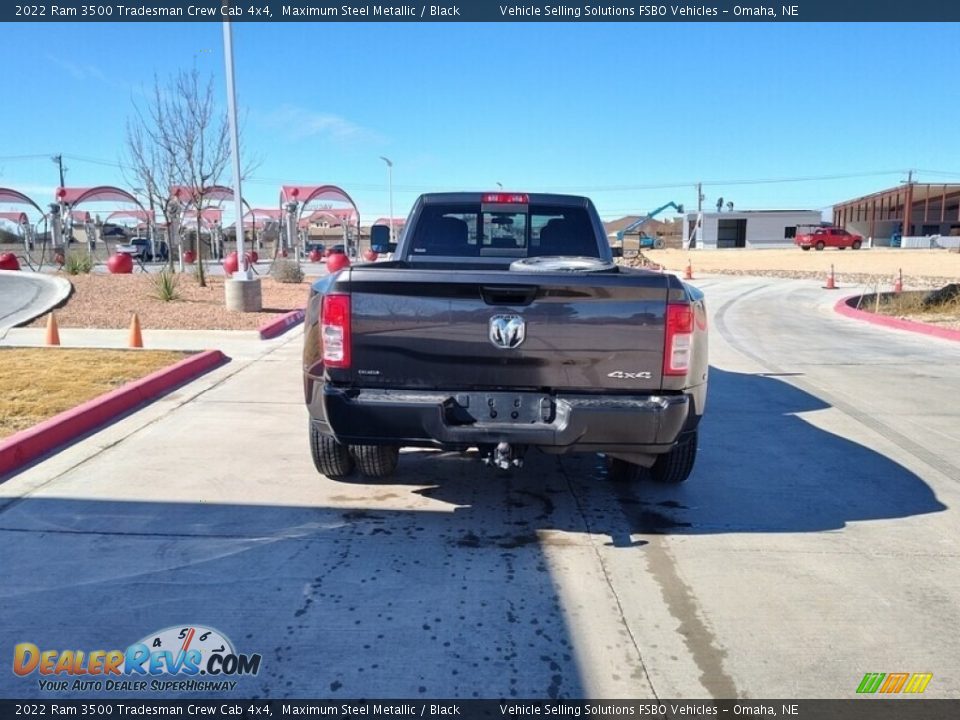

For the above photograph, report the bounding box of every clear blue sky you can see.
[1,21,959,224]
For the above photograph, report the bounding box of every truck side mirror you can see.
[370,224,391,254]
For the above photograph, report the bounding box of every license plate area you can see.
[443,393,555,425]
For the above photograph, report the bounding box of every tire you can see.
[650,431,698,485]
[653,238,665,250]
[801,246,811,251]
[309,423,355,479]
[851,240,862,250]
[815,241,825,251]
[351,445,400,479]
[606,457,641,483]
[510,256,617,273]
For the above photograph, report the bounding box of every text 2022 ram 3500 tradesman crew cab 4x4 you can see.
[303,192,708,483]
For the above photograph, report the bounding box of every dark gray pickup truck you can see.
[303,192,707,483]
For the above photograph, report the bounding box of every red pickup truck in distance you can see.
[795,226,863,251]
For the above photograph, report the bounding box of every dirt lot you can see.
[630,247,960,329]
[30,273,310,331]
[20,248,960,333]
[633,247,960,288]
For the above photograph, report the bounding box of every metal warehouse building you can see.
[682,210,822,249]
[833,183,960,246]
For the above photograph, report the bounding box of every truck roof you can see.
[418,192,592,207]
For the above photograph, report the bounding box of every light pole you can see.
[221,14,261,311]
[496,181,503,190]
[223,18,247,276]
[379,156,394,243]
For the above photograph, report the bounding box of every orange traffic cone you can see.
[684,261,694,280]
[823,264,837,290]
[45,313,60,346]
[128,313,143,348]
[893,269,903,294]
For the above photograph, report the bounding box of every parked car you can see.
[795,226,863,251]
[102,225,127,238]
[116,237,168,261]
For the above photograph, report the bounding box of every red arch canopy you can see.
[0,211,29,224]
[56,186,141,207]
[0,187,44,216]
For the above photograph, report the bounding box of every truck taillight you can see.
[321,294,351,368]
[664,303,693,376]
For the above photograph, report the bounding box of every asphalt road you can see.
[1,275,958,700]
[0,271,71,331]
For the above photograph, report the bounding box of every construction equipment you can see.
[616,202,685,250]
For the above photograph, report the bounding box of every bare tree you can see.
[125,66,241,286]
[124,87,179,272]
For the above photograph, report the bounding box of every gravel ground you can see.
[624,247,960,288]
[622,247,960,329]
[25,248,960,332]
[30,273,311,331]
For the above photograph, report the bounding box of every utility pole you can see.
[697,182,703,212]
[52,154,65,187]
[902,169,915,238]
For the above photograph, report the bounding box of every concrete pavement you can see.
[0,277,958,700]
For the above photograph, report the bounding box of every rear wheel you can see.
[650,431,698,485]
[309,423,355,479]
[351,445,400,479]
[815,241,825,251]
[851,239,862,250]
[653,237,665,250]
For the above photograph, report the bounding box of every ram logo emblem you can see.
[489,314,526,349]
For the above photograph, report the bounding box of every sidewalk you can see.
[0,326,286,361]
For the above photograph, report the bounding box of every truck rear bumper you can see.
[310,386,692,454]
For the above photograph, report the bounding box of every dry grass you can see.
[0,347,188,439]
[871,291,960,330]
[29,273,311,331]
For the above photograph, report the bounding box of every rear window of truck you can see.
[409,204,600,258]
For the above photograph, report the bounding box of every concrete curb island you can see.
[0,349,229,478]
[835,295,960,343]
[258,308,305,339]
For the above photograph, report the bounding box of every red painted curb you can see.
[259,308,305,340]
[0,349,229,478]
[834,296,960,343]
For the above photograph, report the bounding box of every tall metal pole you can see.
[222,16,248,277]
[52,155,65,187]
[380,156,394,243]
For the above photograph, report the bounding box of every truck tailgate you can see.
[341,268,669,392]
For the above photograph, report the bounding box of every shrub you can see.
[271,258,304,284]
[63,252,93,275]
[151,269,180,302]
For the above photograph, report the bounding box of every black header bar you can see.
[5,1,960,23]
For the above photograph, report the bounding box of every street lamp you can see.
[496,181,503,190]
[379,156,394,243]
